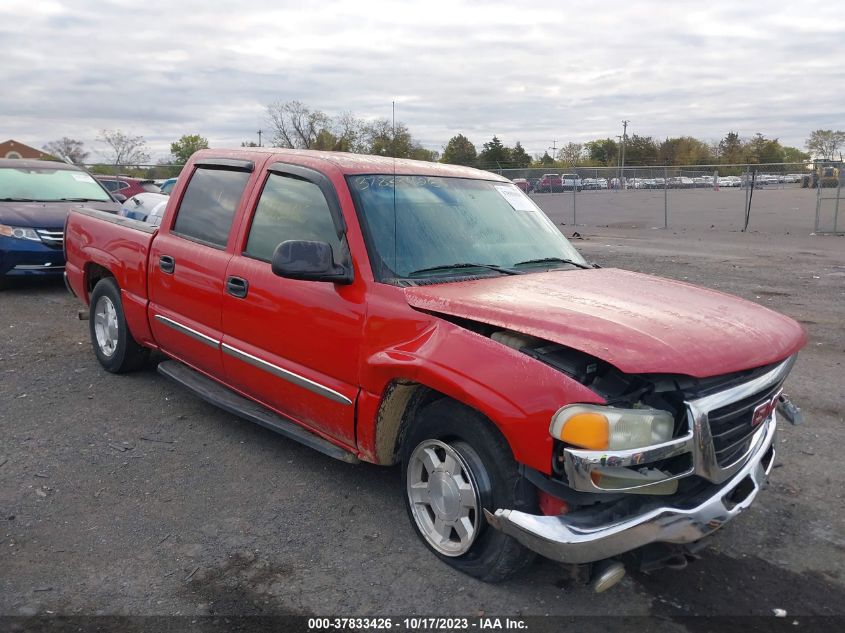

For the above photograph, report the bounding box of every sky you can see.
[1,0,843,162]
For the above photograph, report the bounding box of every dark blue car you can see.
[0,159,120,285]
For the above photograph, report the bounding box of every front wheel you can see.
[89,277,148,373]
[401,399,537,582]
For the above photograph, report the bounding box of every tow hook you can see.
[777,393,803,425]
[590,560,626,593]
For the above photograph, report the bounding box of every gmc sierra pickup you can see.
[64,148,805,589]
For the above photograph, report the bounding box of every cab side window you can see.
[244,173,342,262]
[172,167,251,248]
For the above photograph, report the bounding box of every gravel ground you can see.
[1,224,843,627]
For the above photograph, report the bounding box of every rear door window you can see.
[172,167,251,248]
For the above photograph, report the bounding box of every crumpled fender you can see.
[359,318,604,474]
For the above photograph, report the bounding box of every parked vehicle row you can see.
[535,173,583,192]
[513,172,810,193]
[63,147,805,590]
[0,159,120,284]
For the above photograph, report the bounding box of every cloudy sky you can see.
[1,0,842,161]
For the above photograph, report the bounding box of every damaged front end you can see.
[475,325,801,580]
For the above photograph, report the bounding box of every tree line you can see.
[38,100,845,174]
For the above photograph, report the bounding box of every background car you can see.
[0,159,119,283]
[537,173,562,192]
[560,173,582,191]
[95,176,160,200]
[158,177,178,195]
[511,178,531,193]
[120,192,168,225]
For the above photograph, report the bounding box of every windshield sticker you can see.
[494,184,535,211]
[71,173,96,183]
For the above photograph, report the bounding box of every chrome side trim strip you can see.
[221,343,352,406]
[154,314,220,349]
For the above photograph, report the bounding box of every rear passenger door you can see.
[221,164,364,446]
[148,158,255,377]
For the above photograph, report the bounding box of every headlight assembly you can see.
[0,224,41,241]
[550,404,675,451]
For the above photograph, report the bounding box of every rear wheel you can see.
[89,277,148,373]
[401,399,537,582]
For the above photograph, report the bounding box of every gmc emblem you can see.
[751,389,782,427]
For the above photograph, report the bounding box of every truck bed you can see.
[64,207,158,344]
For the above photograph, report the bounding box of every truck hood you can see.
[404,269,806,378]
[0,200,119,229]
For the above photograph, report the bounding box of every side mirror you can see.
[271,240,352,284]
[112,193,127,203]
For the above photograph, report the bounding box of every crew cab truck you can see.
[64,149,806,589]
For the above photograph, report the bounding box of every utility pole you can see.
[615,135,623,190]
[620,120,629,189]
[549,141,558,162]
[257,130,263,147]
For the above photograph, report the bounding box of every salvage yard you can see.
[1,222,844,623]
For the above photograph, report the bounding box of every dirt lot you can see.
[1,220,844,626]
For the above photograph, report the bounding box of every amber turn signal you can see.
[557,411,609,450]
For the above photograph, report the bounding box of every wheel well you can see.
[85,263,114,294]
[374,382,505,466]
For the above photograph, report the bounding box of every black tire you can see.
[401,399,537,582]
[88,277,148,373]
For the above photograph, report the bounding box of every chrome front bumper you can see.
[485,410,778,565]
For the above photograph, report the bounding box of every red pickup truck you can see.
[64,148,805,589]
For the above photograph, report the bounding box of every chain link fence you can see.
[489,163,841,234]
[83,163,183,179]
[79,160,841,235]
[813,162,844,234]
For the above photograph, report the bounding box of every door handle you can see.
[159,255,175,274]
[226,276,249,298]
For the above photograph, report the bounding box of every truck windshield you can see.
[0,166,112,202]
[348,174,587,282]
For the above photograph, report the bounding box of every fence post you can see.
[744,166,750,227]
[663,164,668,229]
[834,164,842,233]
[814,162,822,233]
[572,163,577,226]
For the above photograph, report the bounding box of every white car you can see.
[120,192,169,226]
[561,174,582,191]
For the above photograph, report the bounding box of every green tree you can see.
[170,134,209,164]
[782,146,810,163]
[622,135,659,165]
[584,138,618,166]
[510,141,532,168]
[477,136,510,168]
[441,134,477,166]
[718,132,744,164]
[745,133,784,164]
[362,119,435,161]
[536,151,555,167]
[806,129,845,160]
[659,137,713,165]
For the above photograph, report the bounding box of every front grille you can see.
[707,382,782,467]
[36,229,64,249]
